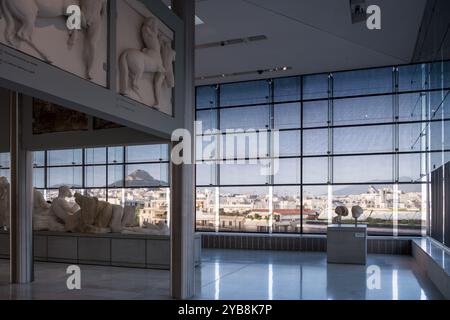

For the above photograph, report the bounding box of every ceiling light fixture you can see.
[196,66,292,81]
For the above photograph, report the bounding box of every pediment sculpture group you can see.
[0,177,168,235]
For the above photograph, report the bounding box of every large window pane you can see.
[399,92,427,122]
[107,189,125,206]
[398,64,428,92]
[278,131,300,157]
[220,105,270,130]
[108,165,124,187]
[333,67,392,97]
[48,149,82,166]
[397,184,426,236]
[303,100,328,128]
[429,60,450,91]
[274,158,301,185]
[303,157,328,183]
[274,77,301,102]
[221,131,268,160]
[33,151,45,167]
[0,169,10,181]
[274,103,301,129]
[134,188,170,226]
[333,125,393,154]
[399,122,427,152]
[121,188,169,226]
[303,129,328,156]
[0,153,10,169]
[273,186,301,233]
[48,167,82,188]
[430,152,450,172]
[220,163,269,185]
[85,148,106,165]
[196,109,218,133]
[33,168,45,188]
[108,147,124,164]
[197,135,219,161]
[219,187,270,232]
[430,120,450,151]
[86,189,107,202]
[196,187,217,231]
[303,74,329,100]
[428,90,450,120]
[302,185,329,234]
[333,155,393,183]
[126,145,169,162]
[85,166,107,188]
[196,162,217,186]
[333,95,393,126]
[399,153,425,182]
[196,85,217,109]
[125,164,168,187]
[220,80,271,107]
[332,184,394,236]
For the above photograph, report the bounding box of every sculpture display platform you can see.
[327,224,367,265]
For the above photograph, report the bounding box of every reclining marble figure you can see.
[51,186,81,232]
[74,192,111,233]
[34,189,66,232]
[29,186,168,235]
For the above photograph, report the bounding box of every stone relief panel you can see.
[0,0,108,86]
[117,0,175,116]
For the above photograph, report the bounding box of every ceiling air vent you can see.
[196,35,268,50]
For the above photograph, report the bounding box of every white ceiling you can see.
[193,0,427,85]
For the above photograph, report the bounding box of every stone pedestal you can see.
[327,224,367,265]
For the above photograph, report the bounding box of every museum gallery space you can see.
[0,0,449,301]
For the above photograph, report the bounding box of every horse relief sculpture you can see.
[0,0,106,80]
[119,16,175,107]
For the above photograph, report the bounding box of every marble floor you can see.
[0,249,444,300]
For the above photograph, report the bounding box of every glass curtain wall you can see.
[195,61,450,236]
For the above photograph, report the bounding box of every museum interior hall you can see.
[0,0,449,301]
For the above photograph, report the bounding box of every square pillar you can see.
[9,91,34,284]
[171,0,196,299]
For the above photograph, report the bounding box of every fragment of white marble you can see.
[351,206,364,220]
[110,205,124,233]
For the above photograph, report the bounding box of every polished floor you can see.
[0,249,444,300]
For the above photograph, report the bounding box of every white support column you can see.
[9,91,34,284]
[171,0,196,299]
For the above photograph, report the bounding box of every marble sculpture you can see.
[0,0,106,79]
[119,16,175,106]
[0,180,169,235]
[351,205,364,226]
[334,206,349,225]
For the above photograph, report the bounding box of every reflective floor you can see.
[195,249,443,300]
[0,249,444,300]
